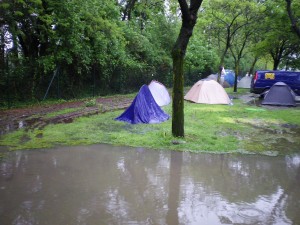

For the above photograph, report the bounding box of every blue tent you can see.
[115,85,170,124]
[224,70,235,86]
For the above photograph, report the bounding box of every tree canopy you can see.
[0,0,299,105]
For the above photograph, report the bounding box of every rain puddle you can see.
[1,144,300,225]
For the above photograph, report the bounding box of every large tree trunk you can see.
[172,47,185,137]
[172,0,203,137]
[172,27,192,137]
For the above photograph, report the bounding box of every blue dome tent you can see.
[224,70,235,86]
[115,85,170,124]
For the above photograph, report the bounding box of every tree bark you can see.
[233,61,239,92]
[286,0,300,39]
[217,27,231,83]
[172,0,203,137]
[248,56,258,76]
[0,29,5,73]
[122,0,137,21]
[270,40,286,70]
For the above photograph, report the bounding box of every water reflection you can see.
[0,145,300,225]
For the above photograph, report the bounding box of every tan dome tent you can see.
[148,80,171,106]
[184,79,231,104]
[262,82,296,106]
[237,76,252,88]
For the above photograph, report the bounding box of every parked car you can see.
[250,70,300,95]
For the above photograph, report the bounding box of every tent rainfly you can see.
[148,80,171,106]
[237,76,252,88]
[115,85,169,124]
[184,79,231,104]
[262,82,296,106]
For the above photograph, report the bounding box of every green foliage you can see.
[185,34,219,76]
[84,98,97,107]
[1,0,300,106]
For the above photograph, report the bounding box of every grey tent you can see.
[206,74,230,88]
[237,76,251,88]
[262,82,296,106]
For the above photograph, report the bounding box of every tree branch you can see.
[286,0,300,38]
[178,0,189,21]
[190,0,203,14]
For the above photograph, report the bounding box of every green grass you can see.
[225,87,250,95]
[1,91,299,155]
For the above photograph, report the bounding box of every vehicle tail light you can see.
[253,72,258,83]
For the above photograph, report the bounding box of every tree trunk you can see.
[122,0,137,21]
[233,62,239,92]
[248,56,258,76]
[217,55,225,83]
[273,59,280,70]
[172,48,185,137]
[0,30,5,73]
[217,27,231,83]
[171,0,203,137]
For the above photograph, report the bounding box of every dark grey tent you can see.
[262,82,296,106]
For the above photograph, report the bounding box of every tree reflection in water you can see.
[166,151,183,225]
[0,145,300,225]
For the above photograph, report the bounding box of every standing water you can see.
[0,144,300,225]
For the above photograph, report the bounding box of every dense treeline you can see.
[0,0,299,106]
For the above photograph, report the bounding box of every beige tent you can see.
[184,79,231,104]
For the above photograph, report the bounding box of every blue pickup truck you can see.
[250,70,300,95]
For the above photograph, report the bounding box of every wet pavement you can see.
[1,144,300,225]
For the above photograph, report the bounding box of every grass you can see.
[0,89,300,155]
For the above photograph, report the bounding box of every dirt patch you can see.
[0,96,132,135]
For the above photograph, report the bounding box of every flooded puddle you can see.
[1,145,300,225]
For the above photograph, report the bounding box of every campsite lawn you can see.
[0,89,300,155]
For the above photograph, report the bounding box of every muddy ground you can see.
[0,96,133,136]
[0,92,299,137]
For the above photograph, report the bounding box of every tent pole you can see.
[6,58,10,109]
[43,66,59,101]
